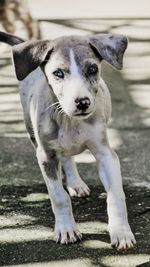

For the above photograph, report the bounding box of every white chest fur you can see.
[49,125,86,157]
[59,126,86,156]
[48,120,105,158]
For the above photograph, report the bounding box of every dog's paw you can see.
[55,222,82,244]
[109,224,136,250]
[67,179,90,197]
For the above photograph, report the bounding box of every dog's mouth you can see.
[74,112,89,117]
[73,111,93,119]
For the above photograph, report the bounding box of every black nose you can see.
[75,97,91,111]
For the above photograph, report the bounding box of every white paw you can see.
[109,224,136,250]
[55,221,82,244]
[67,179,90,197]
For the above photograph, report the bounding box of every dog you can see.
[0,31,136,250]
[0,0,38,39]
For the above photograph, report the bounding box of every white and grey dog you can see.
[0,31,136,250]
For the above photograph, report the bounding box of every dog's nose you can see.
[75,97,91,111]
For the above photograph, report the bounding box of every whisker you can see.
[59,110,65,115]
[45,101,60,111]
[55,105,61,113]
[46,101,68,120]
[55,103,67,118]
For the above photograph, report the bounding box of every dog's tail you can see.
[0,31,25,46]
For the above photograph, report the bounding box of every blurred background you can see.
[0,1,150,266]
[0,0,150,185]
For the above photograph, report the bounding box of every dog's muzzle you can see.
[73,97,93,118]
[75,97,91,111]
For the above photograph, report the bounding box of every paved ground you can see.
[0,1,150,266]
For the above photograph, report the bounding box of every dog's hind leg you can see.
[61,156,90,197]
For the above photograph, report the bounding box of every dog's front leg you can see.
[36,147,82,244]
[95,145,136,250]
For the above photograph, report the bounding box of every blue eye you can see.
[53,69,64,79]
[87,64,98,75]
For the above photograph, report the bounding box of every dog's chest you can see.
[50,126,86,156]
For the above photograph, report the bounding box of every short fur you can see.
[0,31,136,250]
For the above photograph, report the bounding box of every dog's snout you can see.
[75,97,91,111]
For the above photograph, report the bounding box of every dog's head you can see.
[0,32,128,119]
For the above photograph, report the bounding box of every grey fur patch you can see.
[42,152,59,180]
[89,34,128,70]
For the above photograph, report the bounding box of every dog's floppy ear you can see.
[0,31,53,81]
[89,34,128,70]
[12,40,53,81]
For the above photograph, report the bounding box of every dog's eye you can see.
[87,64,98,76]
[53,69,64,79]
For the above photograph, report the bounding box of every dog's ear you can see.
[89,34,128,70]
[12,40,53,81]
[0,31,53,81]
